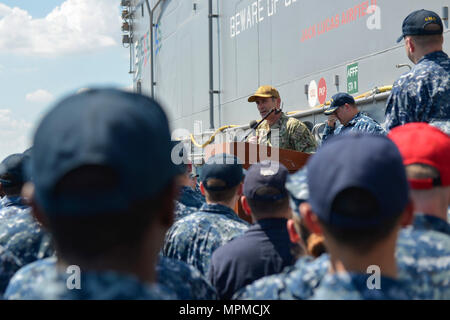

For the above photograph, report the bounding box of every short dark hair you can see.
[246,186,289,217]
[204,179,240,203]
[405,163,439,181]
[318,187,401,254]
[46,165,174,260]
[410,24,443,47]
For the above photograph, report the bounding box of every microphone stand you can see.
[242,108,280,142]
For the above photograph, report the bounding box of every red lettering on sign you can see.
[301,1,377,43]
[318,78,327,105]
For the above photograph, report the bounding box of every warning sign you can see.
[347,63,359,94]
[318,78,327,105]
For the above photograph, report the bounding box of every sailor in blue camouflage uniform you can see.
[389,123,450,299]
[0,153,54,295]
[5,255,217,300]
[15,88,183,299]
[322,93,385,143]
[4,257,177,300]
[163,153,250,276]
[384,10,450,131]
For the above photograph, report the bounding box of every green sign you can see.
[347,62,359,94]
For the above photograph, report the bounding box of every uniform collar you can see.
[199,203,238,217]
[343,112,362,127]
[1,195,26,208]
[253,218,288,230]
[412,214,450,236]
[261,112,286,130]
[418,50,448,63]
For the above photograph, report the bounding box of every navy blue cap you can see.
[32,88,178,217]
[0,153,29,187]
[200,153,243,191]
[324,93,355,115]
[243,160,288,201]
[307,133,409,228]
[397,9,444,43]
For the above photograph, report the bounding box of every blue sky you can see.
[0,0,131,160]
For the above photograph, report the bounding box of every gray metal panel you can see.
[128,0,450,137]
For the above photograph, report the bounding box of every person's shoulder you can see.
[157,256,218,300]
[398,225,450,252]
[234,255,328,300]
[286,116,307,130]
[5,257,58,299]
[211,231,252,259]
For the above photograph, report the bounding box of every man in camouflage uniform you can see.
[18,88,181,299]
[322,92,385,143]
[389,123,450,299]
[0,152,54,295]
[247,85,316,153]
[5,255,218,300]
[384,9,450,131]
[163,153,250,275]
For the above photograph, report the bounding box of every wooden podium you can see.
[204,142,310,173]
[204,142,311,223]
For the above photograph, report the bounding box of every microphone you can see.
[242,108,278,142]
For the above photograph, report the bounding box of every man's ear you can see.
[287,219,301,244]
[241,196,252,216]
[300,202,322,235]
[406,37,415,53]
[23,183,50,230]
[237,182,243,197]
[200,182,206,196]
[158,181,177,229]
[400,200,414,227]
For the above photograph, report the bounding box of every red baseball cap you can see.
[388,123,450,189]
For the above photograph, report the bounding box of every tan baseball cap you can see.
[248,85,280,102]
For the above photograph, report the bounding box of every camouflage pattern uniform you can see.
[256,113,317,153]
[163,203,250,275]
[396,214,450,299]
[311,273,411,300]
[234,215,450,300]
[174,201,200,222]
[0,197,55,295]
[322,112,386,143]
[0,196,28,219]
[5,257,176,300]
[5,256,216,300]
[174,186,205,222]
[233,254,329,300]
[384,51,450,131]
[156,256,218,299]
[430,121,450,136]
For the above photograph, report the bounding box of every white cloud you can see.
[0,109,33,161]
[26,89,54,103]
[0,0,121,56]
